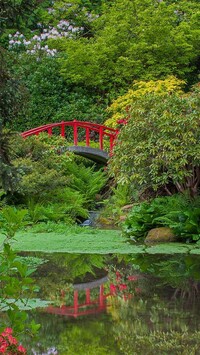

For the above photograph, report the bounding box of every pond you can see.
[20,252,200,355]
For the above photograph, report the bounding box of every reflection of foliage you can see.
[17,252,200,353]
[110,297,200,355]
[107,264,140,300]
[58,318,119,355]
[33,253,107,300]
[128,254,200,301]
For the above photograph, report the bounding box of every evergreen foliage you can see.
[123,194,200,242]
[109,84,200,197]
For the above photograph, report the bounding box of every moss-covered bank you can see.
[1,224,200,255]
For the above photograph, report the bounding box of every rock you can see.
[119,215,126,221]
[121,204,133,211]
[145,227,176,243]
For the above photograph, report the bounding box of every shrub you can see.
[109,85,200,197]
[123,194,200,243]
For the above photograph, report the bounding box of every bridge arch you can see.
[21,120,119,163]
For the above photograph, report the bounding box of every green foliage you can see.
[123,201,157,240]
[109,85,200,196]
[58,0,200,90]
[0,206,40,334]
[0,243,40,333]
[0,206,28,239]
[99,183,132,225]
[7,134,107,222]
[67,162,107,205]
[0,0,39,33]
[11,54,108,132]
[123,194,200,243]
[105,76,185,128]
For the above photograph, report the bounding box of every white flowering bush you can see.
[7,2,99,57]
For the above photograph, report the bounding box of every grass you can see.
[0,222,199,255]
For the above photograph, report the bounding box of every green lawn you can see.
[0,224,199,254]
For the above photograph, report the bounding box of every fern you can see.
[66,162,107,204]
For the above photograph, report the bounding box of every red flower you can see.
[110,284,117,294]
[0,328,27,354]
[0,343,7,353]
[4,328,13,335]
[119,284,127,291]
[18,345,27,354]
[115,271,122,281]
[128,275,138,281]
[7,334,18,345]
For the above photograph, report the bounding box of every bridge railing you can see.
[21,120,119,152]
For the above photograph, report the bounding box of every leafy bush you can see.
[109,85,200,197]
[123,194,200,243]
[6,134,107,223]
[0,206,40,334]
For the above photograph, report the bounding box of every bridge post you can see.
[86,127,90,146]
[109,136,114,151]
[86,289,91,304]
[61,121,65,137]
[99,285,104,307]
[99,127,104,150]
[47,127,52,136]
[74,290,79,316]
[73,120,78,145]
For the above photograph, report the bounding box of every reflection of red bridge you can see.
[46,276,110,318]
[21,121,119,163]
[46,274,139,318]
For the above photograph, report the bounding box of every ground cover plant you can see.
[0,221,198,255]
[123,194,200,243]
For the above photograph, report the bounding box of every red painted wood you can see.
[99,127,104,150]
[86,289,91,304]
[86,127,90,146]
[74,290,78,315]
[47,127,52,136]
[21,120,119,154]
[99,285,104,307]
[61,121,65,137]
[73,120,78,146]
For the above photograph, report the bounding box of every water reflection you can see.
[21,253,200,354]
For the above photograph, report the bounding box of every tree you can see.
[105,76,185,128]
[0,48,27,191]
[57,0,200,92]
[109,83,200,197]
[0,0,42,32]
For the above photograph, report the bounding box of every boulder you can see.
[145,227,176,243]
[121,204,133,211]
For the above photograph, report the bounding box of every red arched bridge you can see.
[21,120,119,164]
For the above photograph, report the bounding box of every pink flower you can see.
[7,334,18,345]
[115,271,122,282]
[4,328,13,335]
[128,275,138,281]
[18,344,27,353]
[110,284,117,294]
[0,329,27,354]
[0,343,7,353]
[119,284,127,291]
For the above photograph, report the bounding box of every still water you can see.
[21,253,200,355]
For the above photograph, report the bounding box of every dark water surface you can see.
[21,253,200,355]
